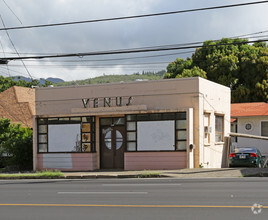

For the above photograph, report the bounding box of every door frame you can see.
[99,117,126,169]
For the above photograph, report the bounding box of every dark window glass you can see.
[48,118,59,124]
[70,117,81,122]
[82,117,91,123]
[162,113,175,120]
[59,118,70,121]
[38,118,47,125]
[137,114,149,121]
[126,115,136,121]
[100,118,113,125]
[113,118,125,125]
[100,118,113,126]
[176,112,186,120]
[149,114,162,120]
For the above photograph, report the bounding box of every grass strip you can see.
[0,171,64,179]
[137,172,162,178]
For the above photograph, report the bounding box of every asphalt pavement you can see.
[0,178,267,220]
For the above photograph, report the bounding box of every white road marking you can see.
[57,191,148,194]
[102,184,181,186]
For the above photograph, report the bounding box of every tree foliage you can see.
[0,117,33,170]
[0,76,41,93]
[164,38,268,102]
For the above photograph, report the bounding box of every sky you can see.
[0,0,267,81]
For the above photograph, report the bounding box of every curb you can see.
[64,174,168,179]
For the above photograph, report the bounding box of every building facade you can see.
[33,77,230,171]
[231,102,268,156]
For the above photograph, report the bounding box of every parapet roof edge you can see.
[36,77,202,90]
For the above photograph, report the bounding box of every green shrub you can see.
[0,117,33,170]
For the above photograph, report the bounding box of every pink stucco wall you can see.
[37,153,97,171]
[124,151,187,170]
[37,154,43,170]
[72,153,98,171]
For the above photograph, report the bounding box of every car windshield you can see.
[235,148,257,153]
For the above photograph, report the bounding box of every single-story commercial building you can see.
[33,77,230,171]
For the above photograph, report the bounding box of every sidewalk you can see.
[63,168,268,179]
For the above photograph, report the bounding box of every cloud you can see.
[0,0,267,81]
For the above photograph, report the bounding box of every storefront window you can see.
[38,125,47,133]
[37,116,95,153]
[38,144,47,152]
[175,112,187,151]
[127,132,136,141]
[127,122,136,130]
[176,130,187,140]
[126,112,187,151]
[137,121,175,151]
[82,143,91,152]
[177,141,187,150]
[82,117,91,123]
[48,124,81,152]
[176,120,186,129]
[127,142,136,151]
[38,134,47,143]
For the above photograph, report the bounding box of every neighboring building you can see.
[0,86,35,128]
[231,102,268,156]
[33,77,230,171]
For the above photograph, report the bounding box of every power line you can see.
[0,15,33,80]
[1,38,267,61]
[231,30,268,39]
[0,35,10,76]
[0,29,267,59]
[0,42,202,55]
[0,66,40,80]
[8,61,170,67]
[0,1,268,31]
[1,0,22,24]
[7,50,195,63]
[1,33,267,63]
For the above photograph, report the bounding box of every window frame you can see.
[125,112,187,152]
[261,121,268,137]
[215,114,224,143]
[37,116,96,153]
[204,112,211,145]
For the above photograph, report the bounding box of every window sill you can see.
[204,143,211,147]
[215,142,224,145]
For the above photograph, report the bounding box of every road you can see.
[0,178,267,220]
